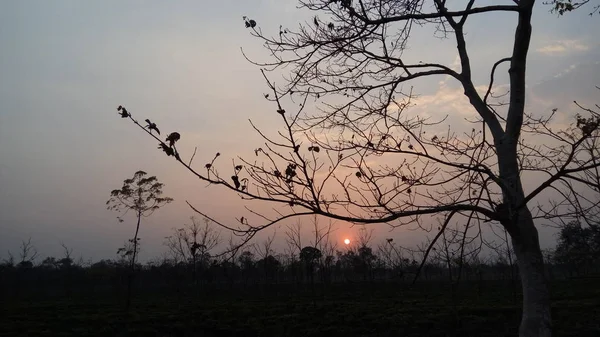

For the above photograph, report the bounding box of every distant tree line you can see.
[1,219,598,303]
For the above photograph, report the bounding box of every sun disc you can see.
[344,238,351,245]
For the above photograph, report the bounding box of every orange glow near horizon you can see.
[344,238,351,245]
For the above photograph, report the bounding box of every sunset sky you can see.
[1,1,599,262]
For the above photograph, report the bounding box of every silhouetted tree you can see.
[357,245,377,281]
[547,0,600,15]
[17,238,38,269]
[113,2,600,335]
[254,233,278,282]
[58,242,74,269]
[1,251,15,269]
[106,170,172,311]
[300,246,322,283]
[164,216,221,285]
[309,217,337,284]
[40,243,74,270]
[284,220,303,281]
[554,220,600,276]
[238,250,256,284]
[256,254,281,282]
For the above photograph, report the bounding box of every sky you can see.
[1,1,599,263]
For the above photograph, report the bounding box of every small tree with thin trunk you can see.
[106,170,172,310]
[17,238,38,269]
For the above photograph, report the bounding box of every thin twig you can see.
[189,146,198,167]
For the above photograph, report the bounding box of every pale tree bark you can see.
[499,2,550,334]
[511,212,551,337]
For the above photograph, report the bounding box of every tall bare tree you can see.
[17,238,38,268]
[106,170,172,310]
[114,2,600,336]
[284,219,304,261]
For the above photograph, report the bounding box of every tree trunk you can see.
[511,211,552,337]
[498,138,552,336]
[131,211,142,270]
[125,211,142,312]
[499,1,553,334]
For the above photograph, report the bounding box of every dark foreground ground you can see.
[1,279,599,337]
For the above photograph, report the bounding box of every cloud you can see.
[409,82,476,119]
[552,63,578,79]
[537,39,590,55]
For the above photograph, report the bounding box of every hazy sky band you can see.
[0,1,598,261]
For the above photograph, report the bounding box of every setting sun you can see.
[344,238,351,245]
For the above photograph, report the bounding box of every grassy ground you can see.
[1,279,598,337]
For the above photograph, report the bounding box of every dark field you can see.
[1,279,599,337]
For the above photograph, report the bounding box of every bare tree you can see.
[224,235,243,264]
[59,242,74,268]
[1,251,15,268]
[316,218,338,274]
[309,215,325,248]
[218,235,244,286]
[164,216,221,284]
[254,231,276,261]
[356,227,374,249]
[377,239,404,272]
[113,2,600,336]
[18,238,38,268]
[284,219,303,260]
[309,216,337,261]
